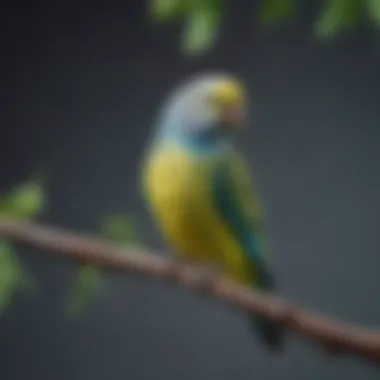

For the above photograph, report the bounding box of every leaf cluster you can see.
[0,177,139,317]
[148,0,380,55]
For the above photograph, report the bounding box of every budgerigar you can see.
[141,73,284,351]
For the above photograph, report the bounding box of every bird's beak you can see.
[211,80,246,129]
[222,103,245,128]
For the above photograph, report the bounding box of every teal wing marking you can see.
[212,151,283,349]
[212,151,274,289]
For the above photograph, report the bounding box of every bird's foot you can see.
[165,257,188,280]
[166,258,221,290]
[188,264,222,291]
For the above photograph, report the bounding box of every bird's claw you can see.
[188,265,221,290]
[166,258,221,289]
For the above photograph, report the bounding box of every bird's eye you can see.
[209,92,230,110]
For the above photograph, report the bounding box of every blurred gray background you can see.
[1,0,380,379]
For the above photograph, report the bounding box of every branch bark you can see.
[0,217,380,366]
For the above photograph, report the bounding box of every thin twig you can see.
[0,217,379,366]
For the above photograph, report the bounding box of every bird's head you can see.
[157,73,247,148]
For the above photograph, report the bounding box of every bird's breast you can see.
[142,145,219,261]
[141,144,255,284]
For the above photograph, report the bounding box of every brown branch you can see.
[0,217,380,366]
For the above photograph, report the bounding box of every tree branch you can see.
[0,217,380,366]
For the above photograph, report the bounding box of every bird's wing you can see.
[212,150,274,289]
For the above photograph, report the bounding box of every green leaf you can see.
[66,214,139,317]
[19,273,37,294]
[148,0,191,22]
[101,214,138,244]
[0,241,31,314]
[0,178,45,220]
[314,0,364,39]
[0,242,18,313]
[181,5,221,56]
[258,0,298,26]
[148,0,223,55]
[366,0,380,26]
[66,265,102,317]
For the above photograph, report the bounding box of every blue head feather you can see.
[151,73,243,154]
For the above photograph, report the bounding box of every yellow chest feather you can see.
[142,146,253,284]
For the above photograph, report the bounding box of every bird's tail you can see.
[247,315,284,352]
[249,261,285,352]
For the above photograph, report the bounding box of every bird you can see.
[140,72,284,351]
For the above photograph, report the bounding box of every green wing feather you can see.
[212,150,284,350]
[212,150,273,287]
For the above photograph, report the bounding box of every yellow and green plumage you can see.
[141,73,283,350]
